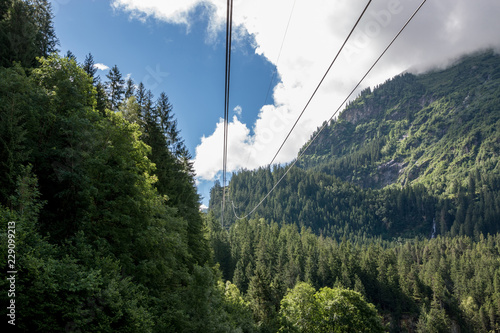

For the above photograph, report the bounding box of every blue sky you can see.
[51,0,500,207]
[52,0,275,205]
[52,0,271,151]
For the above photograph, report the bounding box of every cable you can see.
[269,0,373,166]
[233,0,428,220]
[263,0,297,107]
[244,0,297,167]
[222,0,234,227]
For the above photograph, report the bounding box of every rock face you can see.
[376,159,407,187]
[340,104,382,125]
[298,51,500,191]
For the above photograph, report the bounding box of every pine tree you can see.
[0,0,58,67]
[0,0,37,67]
[145,90,154,117]
[65,50,76,61]
[168,119,183,157]
[135,81,146,110]
[0,64,33,205]
[105,64,125,111]
[82,52,98,85]
[124,76,135,100]
[31,0,58,57]
[155,92,174,138]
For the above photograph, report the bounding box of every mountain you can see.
[212,50,500,240]
[299,50,500,191]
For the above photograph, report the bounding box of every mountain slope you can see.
[213,50,500,239]
[299,50,500,191]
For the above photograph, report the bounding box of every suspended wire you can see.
[232,0,428,220]
[233,0,373,218]
[269,0,373,166]
[263,0,297,107]
[244,0,297,167]
[222,0,234,227]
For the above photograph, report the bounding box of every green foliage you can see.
[106,64,125,111]
[0,29,251,332]
[0,167,155,332]
[279,282,384,333]
[416,303,451,333]
[206,216,500,332]
[0,64,36,205]
[215,51,500,241]
[279,282,318,333]
[221,280,257,332]
[0,0,58,67]
[314,287,384,333]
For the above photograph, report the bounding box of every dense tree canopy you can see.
[3,1,500,332]
[279,282,384,333]
[206,215,500,332]
[0,1,255,331]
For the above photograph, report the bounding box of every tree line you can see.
[207,214,500,332]
[212,164,500,241]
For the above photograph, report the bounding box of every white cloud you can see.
[112,0,500,182]
[194,115,261,180]
[233,105,242,117]
[94,63,110,71]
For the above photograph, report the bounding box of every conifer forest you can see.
[1,1,500,332]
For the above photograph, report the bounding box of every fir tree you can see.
[124,76,135,100]
[105,64,125,111]
[82,52,98,85]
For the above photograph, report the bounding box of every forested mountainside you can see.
[300,50,500,191]
[213,50,500,240]
[0,1,255,332]
[206,50,500,332]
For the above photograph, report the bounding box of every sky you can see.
[51,0,500,208]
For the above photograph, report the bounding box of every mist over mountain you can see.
[212,50,500,240]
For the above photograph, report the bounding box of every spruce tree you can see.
[155,92,173,134]
[0,0,37,67]
[0,0,57,67]
[124,77,135,100]
[135,81,146,110]
[65,50,76,61]
[105,64,125,111]
[31,0,58,57]
[95,80,107,115]
[82,52,98,85]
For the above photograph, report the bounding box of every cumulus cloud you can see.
[94,63,110,71]
[233,105,242,117]
[193,114,297,180]
[112,0,500,181]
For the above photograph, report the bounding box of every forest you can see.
[0,1,256,331]
[208,52,500,330]
[216,51,500,241]
[207,214,500,332]
[1,0,500,332]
